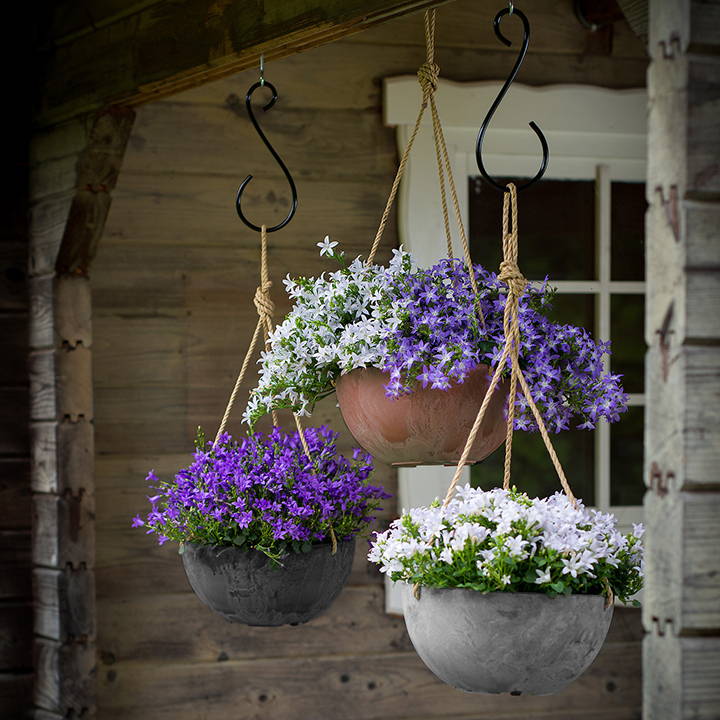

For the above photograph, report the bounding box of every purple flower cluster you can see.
[379,258,627,432]
[133,426,389,558]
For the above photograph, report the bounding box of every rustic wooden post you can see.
[644,0,720,717]
[29,109,135,719]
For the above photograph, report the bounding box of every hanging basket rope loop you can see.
[442,184,577,509]
[365,9,485,329]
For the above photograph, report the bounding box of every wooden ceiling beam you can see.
[36,0,450,128]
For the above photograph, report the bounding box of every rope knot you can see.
[417,62,439,94]
[253,281,275,318]
[498,260,527,297]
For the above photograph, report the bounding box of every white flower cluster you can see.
[243,243,412,425]
[368,485,644,599]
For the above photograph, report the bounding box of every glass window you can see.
[611,182,646,281]
[611,294,645,393]
[469,177,595,280]
[610,405,645,506]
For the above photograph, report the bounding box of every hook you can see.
[236,79,298,233]
[476,6,549,192]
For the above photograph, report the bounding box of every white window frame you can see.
[382,77,647,613]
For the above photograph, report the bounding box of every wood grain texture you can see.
[34,637,96,716]
[644,633,720,720]
[33,566,96,642]
[97,642,641,720]
[37,0,454,125]
[643,490,720,636]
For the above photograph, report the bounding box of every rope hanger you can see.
[363,6,574,507]
[215,58,313,461]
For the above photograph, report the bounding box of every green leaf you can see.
[550,581,565,593]
[301,541,313,554]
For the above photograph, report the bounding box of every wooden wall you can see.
[89,1,648,719]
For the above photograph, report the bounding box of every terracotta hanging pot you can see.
[403,586,613,695]
[181,539,355,626]
[335,365,508,466]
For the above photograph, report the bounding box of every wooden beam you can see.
[28,110,135,718]
[37,0,450,127]
[644,0,720,716]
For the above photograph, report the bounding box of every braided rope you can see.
[366,8,484,331]
[443,185,576,507]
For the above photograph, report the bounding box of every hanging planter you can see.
[369,485,643,694]
[133,424,388,627]
[244,244,627,465]
[403,587,613,695]
[181,539,355,626]
[335,365,507,465]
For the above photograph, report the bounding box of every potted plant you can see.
[368,485,644,695]
[133,425,389,626]
[243,240,627,465]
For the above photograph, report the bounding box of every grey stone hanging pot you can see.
[181,539,355,626]
[403,585,613,695]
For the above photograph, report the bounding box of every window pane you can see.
[550,293,596,336]
[611,405,645,505]
[471,429,595,505]
[611,294,645,393]
[611,182,646,281]
[469,177,595,281]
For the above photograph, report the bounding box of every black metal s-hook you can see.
[476,6,549,192]
[236,80,298,232]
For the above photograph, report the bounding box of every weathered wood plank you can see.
[92,385,366,453]
[54,276,92,349]
[645,345,720,491]
[37,0,453,125]
[101,178,397,256]
[0,604,33,670]
[34,567,95,642]
[28,194,74,278]
[97,587,640,666]
[343,0,646,57]
[120,105,395,181]
[98,585,411,665]
[97,642,640,720]
[32,491,96,570]
[643,490,720,636]
[53,110,135,277]
[28,352,56,422]
[644,633,720,720]
[175,47,646,116]
[56,348,93,421]
[34,638,96,716]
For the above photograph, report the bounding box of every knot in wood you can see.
[253,282,275,318]
[417,62,439,94]
[498,260,527,297]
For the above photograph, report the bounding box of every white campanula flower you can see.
[317,235,338,256]
[368,484,644,603]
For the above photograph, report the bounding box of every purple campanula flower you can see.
[133,426,389,559]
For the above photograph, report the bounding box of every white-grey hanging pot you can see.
[182,539,355,626]
[403,585,613,695]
